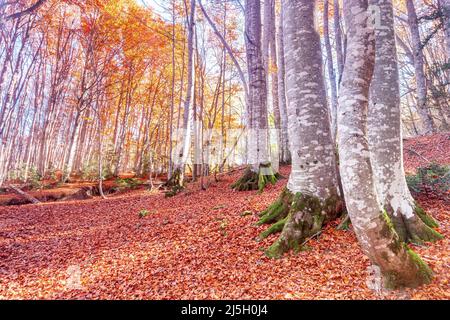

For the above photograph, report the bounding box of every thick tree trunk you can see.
[406,0,436,134]
[368,0,442,244]
[260,0,342,258]
[232,0,278,192]
[339,0,432,289]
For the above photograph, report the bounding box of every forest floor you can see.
[0,133,449,300]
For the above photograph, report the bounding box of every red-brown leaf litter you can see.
[0,134,449,300]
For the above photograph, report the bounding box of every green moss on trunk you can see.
[383,245,433,289]
[415,205,439,228]
[385,203,443,244]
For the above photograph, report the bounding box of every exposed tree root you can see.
[257,187,292,225]
[260,191,342,258]
[387,204,443,244]
[231,163,280,192]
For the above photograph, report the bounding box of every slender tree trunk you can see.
[406,0,436,134]
[323,0,338,141]
[268,0,282,167]
[260,0,342,258]
[97,111,106,199]
[276,4,290,164]
[333,0,344,83]
[338,0,432,289]
[170,0,196,189]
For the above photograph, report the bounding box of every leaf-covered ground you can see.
[0,134,449,300]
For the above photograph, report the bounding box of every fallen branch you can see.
[405,147,431,164]
[8,185,40,204]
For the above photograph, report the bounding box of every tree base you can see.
[231,163,280,192]
[164,169,184,197]
[389,204,443,244]
[382,244,433,289]
[377,212,434,289]
[260,190,342,258]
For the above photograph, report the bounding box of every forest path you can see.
[0,136,449,299]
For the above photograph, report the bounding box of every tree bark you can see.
[169,0,196,191]
[261,0,342,258]
[339,0,432,289]
[333,0,345,83]
[276,3,290,164]
[232,0,279,192]
[368,0,442,244]
[323,0,339,141]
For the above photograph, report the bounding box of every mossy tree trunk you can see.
[338,0,433,289]
[259,0,343,258]
[368,0,442,244]
[232,162,279,192]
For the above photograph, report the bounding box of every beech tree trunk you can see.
[323,0,338,141]
[333,0,345,82]
[232,0,279,192]
[406,0,436,134]
[260,0,342,258]
[170,0,196,188]
[368,0,442,244]
[276,4,290,164]
[338,0,432,289]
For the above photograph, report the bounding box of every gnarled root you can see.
[231,163,280,192]
[388,204,443,244]
[260,191,342,258]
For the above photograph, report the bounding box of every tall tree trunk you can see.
[338,0,432,289]
[333,0,345,83]
[276,3,290,164]
[406,0,436,134]
[232,0,279,192]
[368,0,442,244]
[268,0,282,167]
[323,0,339,141]
[169,0,196,189]
[260,0,342,258]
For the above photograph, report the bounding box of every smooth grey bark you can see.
[267,0,282,166]
[368,0,442,244]
[406,0,436,134]
[338,0,432,289]
[333,0,345,82]
[323,0,338,141]
[276,4,290,164]
[263,0,342,258]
